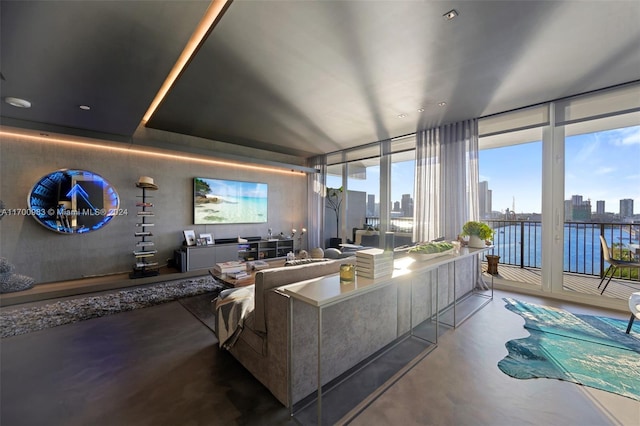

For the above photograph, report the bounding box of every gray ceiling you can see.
[2,1,640,158]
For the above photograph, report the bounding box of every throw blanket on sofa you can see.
[215,285,255,349]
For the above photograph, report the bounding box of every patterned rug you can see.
[0,276,225,338]
[499,298,640,400]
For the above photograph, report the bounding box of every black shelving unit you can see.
[238,239,293,261]
[130,181,159,278]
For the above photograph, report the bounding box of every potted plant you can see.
[326,186,343,247]
[461,221,494,248]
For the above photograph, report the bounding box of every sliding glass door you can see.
[478,83,639,310]
[559,116,640,302]
[478,124,544,291]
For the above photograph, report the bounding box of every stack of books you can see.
[213,260,246,275]
[355,248,393,279]
[226,270,249,280]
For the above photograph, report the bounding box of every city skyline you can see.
[480,180,636,219]
[479,125,640,215]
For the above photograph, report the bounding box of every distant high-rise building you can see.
[572,202,591,221]
[567,195,591,221]
[478,181,492,218]
[367,194,375,217]
[401,194,413,217]
[596,200,605,215]
[620,199,634,218]
[393,201,400,212]
[564,200,573,221]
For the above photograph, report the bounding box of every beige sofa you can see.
[214,254,478,407]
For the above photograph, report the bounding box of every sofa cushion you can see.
[253,259,347,333]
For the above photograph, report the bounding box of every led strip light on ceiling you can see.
[141,0,233,125]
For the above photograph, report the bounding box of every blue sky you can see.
[333,124,640,216]
[480,125,640,214]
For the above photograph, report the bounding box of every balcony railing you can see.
[363,217,639,282]
[485,219,639,282]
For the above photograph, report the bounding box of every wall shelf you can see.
[130,183,159,279]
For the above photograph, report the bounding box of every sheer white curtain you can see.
[306,155,327,250]
[414,119,485,289]
[414,119,479,242]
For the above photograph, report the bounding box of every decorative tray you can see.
[408,248,455,261]
[405,241,456,261]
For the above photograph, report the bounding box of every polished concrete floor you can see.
[1,289,638,425]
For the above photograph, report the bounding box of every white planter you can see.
[468,235,485,248]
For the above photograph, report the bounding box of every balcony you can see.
[485,219,640,301]
[364,217,639,301]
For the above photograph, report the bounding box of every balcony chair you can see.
[598,236,640,295]
[626,292,640,334]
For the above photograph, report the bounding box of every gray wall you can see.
[0,132,308,284]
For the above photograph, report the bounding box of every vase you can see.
[468,235,485,249]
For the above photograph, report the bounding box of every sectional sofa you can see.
[214,253,479,407]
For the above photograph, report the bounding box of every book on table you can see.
[356,248,393,278]
[355,267,393,279]
[214,261,246,274]
[226,270,249,280]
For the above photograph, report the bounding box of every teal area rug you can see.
[499,298,640,400]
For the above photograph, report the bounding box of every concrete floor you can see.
[1,289,638,426]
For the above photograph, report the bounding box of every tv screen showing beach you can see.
[194,178,268,224]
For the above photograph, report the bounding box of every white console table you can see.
[283,246,493,423]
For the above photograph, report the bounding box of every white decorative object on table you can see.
[310,247,324,259]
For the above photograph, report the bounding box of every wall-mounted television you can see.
[194,177,268,224]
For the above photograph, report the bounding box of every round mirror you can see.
[28,169,120,234]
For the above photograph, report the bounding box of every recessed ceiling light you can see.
[443,9,458,20]
[4,97,31,108]
[79,105,91,111]
[398,113,407,118]
[417,108,425,112]
[438,102,447,107]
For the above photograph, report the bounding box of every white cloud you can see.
[595,166,615,175]
[610,126,640,146]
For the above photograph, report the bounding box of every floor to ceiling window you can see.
[322,82,638,311]
[324,138,416,249]
[478,121,543,289]
[477,83,639,309]
[560,118,640,300]
[346,157,380,242]
[389,148,415,241]
[325,163,343,247]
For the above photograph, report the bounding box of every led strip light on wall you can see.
[0,129,307,176]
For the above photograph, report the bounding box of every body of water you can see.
[491,222,639,275]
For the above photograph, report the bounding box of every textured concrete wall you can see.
[0,133,308,284]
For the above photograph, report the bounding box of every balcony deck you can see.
[484,263,638,301]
